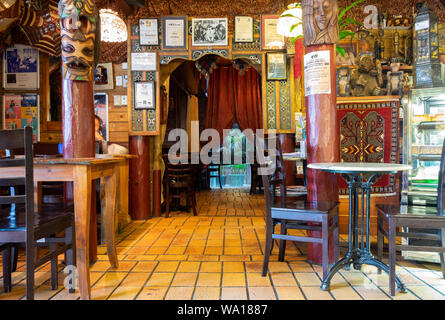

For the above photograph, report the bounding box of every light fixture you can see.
[99,9,127,42]
[277,2,303,38]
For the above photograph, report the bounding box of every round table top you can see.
[307,162,412,174]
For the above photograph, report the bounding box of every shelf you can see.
[412,154,442,161]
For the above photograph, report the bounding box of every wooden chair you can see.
[163,155,197,218]
[0,127,75,300]
[376,138,445,296]
[260,135,339,279]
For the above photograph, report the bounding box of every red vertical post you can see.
[62,80,97,262]
[305,44,339,264]
[302,0,340,264]
[129,136,152,220]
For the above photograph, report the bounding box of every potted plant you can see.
[229,164,246,187]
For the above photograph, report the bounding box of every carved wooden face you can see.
[58,0,99,81]
[313,0,334,31]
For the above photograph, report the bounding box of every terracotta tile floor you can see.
[1,189,445,300]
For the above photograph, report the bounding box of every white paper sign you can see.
[304,51,331,96]
[131,52,157,71]
[135,82,154,109]
[116,76,123,87]
[165,19,186,47]
[415,20,429,31]
[113,95,121,106]
[139,19,159,45]
[121,95,128,105]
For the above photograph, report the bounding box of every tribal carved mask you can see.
[58,0,100,81]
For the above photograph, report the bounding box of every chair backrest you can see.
[260,135,286,219]
[437,138,445,216]
[163,154,196,187]
[0,127,34,229]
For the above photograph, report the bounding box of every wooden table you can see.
[0,157,121,300]
[95,154,138,237]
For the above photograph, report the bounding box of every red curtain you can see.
[205,66,262,140]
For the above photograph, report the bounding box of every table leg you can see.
[33,182,42,213]
[73,166,92,300]
[102,165,119,268]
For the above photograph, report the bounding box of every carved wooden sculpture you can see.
[302,0,339,46]
[350,55,383,96]
[59,0,100,81]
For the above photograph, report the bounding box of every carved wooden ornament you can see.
[302,0,339,47]
[58,0,100,81]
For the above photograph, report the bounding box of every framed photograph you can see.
[261,15,285,50]
[162,16,188,50]
[336,40,358,66]
[3,94,40,141]
[94,93,109,141]
[94,63,114,90]
[192,18,228,47]
[234,16,254,43]
[139,18,159,46]
[135,82,155,110]
[336,67,351,97]
[266,52,287,80]
[3,44,39,90]
[131,52,157,71]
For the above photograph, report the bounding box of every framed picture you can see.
[162,16,188,50]
[336,67,351,97]
[336,40,358,66]
[3,94,40,141]
[234,16,254,43]
[192,18,228,47]
[3,44,39,90]
[94,63,114,90]
[266,52,287,80]
[261,15,285,50]
[94,93,109,141]
[135,82,155,110]
[131,52,157,71]
[139,18,159,46]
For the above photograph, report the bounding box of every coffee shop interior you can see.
[0,0,445,300]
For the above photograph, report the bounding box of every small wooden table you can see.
[0,157,121,300]
[308,162,411,293]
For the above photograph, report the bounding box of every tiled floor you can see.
[1,189,444,300]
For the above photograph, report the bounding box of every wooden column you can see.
[129,136,152,220]
[62,80,97,262]
[62,81,95,158]
[302,0,340,264]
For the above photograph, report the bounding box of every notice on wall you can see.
[304,50,331,96]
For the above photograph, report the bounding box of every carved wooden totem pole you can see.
[58,0,100,264]
[302,0,340,264]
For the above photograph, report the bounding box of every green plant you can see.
[282,0,367,56]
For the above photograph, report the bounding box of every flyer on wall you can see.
[3,94,40,141]
[304,50,331,96]
[3,44,39,90]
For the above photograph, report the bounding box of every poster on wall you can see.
[94,63,114,90]
[162,16,187,50]
[192,18,228,46]
[131,52,157,71]
[3,94,40,141]
[93,93,109,141]
[261,16,285,50]
[3,44,39,90]
[234,16,254,43]
[139,18,159,45]
[304,50,331,96]
[135,82,155,109]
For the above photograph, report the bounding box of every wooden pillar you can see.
[62,80,97,262]
[302,0,340,264]
[129,136,152,220]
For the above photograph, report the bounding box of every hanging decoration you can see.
[99,9,127,42]
[195,55,218,78]
[232,59,249,75]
